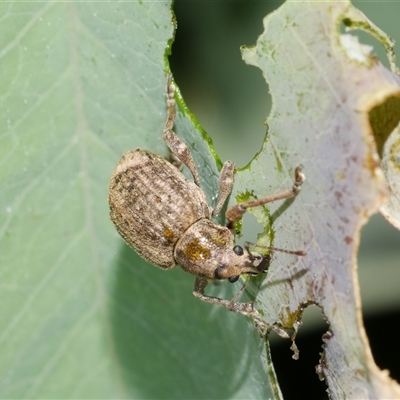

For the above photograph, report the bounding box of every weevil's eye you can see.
[233,245,244,256]
[228,275,239,283]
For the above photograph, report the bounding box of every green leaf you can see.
[0,2,276,399]
[238,1,400,398]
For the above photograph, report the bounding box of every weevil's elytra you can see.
[108,73,306,337]
[109,149,211,269]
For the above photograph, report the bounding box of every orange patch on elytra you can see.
[182,238,211,262]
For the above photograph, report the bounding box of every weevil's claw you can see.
[244,306,290,338]
[253,316,289,339]
[293,164,305,193]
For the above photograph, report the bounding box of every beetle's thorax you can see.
[174,219,261,280]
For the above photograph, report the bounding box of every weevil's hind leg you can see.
[212,160,235,218]
[225,165,305,226]
[193,277,289,338]
[163,74,201,187]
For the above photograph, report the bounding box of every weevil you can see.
[108,74,305,337]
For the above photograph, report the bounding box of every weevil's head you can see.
[174,219,270,281]
[212,244,270,283]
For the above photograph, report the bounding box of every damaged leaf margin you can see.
[236,1,400,399]
[343,5,400,230]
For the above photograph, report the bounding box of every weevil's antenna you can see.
[228,240,305,301]
[244,241,306,257]
[228,275,252,305]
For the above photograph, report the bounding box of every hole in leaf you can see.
[270,304,329,400]
[340,21,390,68]
[358,214,400,383]
[169,1,281,167]
[364,309,400,383]
[368,96,400,158]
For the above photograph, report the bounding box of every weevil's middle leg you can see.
[163,74,201,187]
[193,277,289,338]
[212,160,235,218]
[225,165,305,226]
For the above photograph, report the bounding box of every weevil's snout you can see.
[214,245,264,282]
[252,253,271,273]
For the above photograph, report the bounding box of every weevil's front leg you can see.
[225,165,305,226]
[211,160,235,218]
[193,277,289,338]
[163,74,201,187]
[193,277,254,313]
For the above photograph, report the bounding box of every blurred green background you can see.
[1,2,398,399]
[170,1,400,397]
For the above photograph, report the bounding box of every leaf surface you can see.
[238,2,400,398]
[0,2,277,399]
